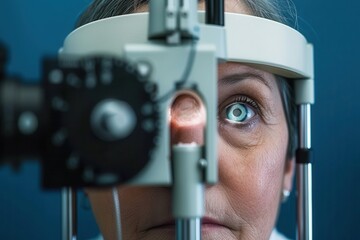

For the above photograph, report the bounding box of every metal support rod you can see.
[112,187,123,240]
[296,164,313,240]
[205,0,224,26]
[172,144,205,240]
[299,104,311,149]
[176,218,201,240]
[62,187,77,240]
[296,104,313,240]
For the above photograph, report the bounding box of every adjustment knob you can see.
[43,56,159,186]
[91,99,137,141]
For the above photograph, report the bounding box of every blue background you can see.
[0,0,359,239]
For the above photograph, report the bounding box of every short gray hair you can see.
[75,0,298,158]
[76,0,297,27]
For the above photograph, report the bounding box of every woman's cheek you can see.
[217,134,284,221]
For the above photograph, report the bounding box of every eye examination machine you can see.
[0,0,314,240]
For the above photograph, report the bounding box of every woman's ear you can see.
[283,158,295,192]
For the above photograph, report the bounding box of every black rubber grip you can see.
[296,148,313,164]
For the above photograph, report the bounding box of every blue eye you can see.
[225,103,255,123]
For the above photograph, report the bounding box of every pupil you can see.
[233,108,242,117]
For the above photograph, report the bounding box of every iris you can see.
[225,103,254,123]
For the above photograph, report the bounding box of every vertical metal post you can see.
[62,187,77,240]
[172,144,204,240]
[176,218,201,240]
[205,0,224,26]
[296,104,313,240]
[112,187,123,240]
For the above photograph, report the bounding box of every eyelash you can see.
[231,96,260,112]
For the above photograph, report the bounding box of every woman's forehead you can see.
[198,0,252,14]
[136,0,252,14]
[218,63,275,87]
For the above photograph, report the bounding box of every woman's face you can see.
[87,1,295,240]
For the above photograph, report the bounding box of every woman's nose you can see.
[170,93,206,145]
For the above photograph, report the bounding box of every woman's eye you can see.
[225,102,255,123]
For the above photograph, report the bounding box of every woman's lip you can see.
[147,217,229,231]
[201,217,227,227]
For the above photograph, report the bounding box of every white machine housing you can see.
[59,11,314,186]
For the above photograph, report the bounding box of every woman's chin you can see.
[139,224,236,240]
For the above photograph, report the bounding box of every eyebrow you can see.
[219,72,273,90]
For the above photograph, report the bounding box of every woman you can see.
[76,0,298,239]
